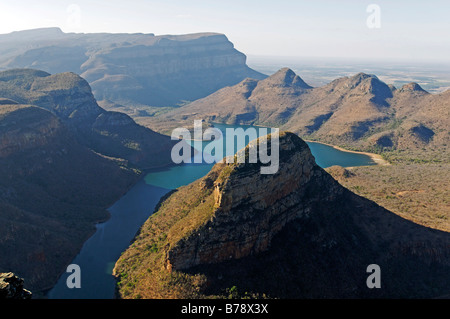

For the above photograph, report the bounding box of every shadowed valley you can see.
[0,69,176,293]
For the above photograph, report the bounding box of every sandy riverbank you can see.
[304,140,391,166]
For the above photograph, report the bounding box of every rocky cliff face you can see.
[0,273,32,299]
[0,28,266,107]
[114,132,450,299]
[82,34,247,79]
[167,133,342,270]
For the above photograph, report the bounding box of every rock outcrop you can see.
[0,273,32,299]
[167,133,342,270]
[114,132,450,299]
[0,28,266,107]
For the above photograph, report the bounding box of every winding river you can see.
[47,124,376,299]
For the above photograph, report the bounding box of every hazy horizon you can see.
[0,0,449,63]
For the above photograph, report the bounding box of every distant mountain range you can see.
[0,28,266,108]
[149,68,449,160]
[0,68,177,292]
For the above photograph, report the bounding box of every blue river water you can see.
[47,124,375,299]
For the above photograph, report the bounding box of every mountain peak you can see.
[347,72,378,87]
[340,72,393,104]
[262,68,312,89]
[352,72,375,80]
[277,67,295,76]
[399,82,428,94]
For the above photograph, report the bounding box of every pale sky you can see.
[0,0,449,62]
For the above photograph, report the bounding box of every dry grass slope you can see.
[327,164,450,233]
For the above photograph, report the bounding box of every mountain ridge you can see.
[0,28,266,108]
[0,68,176,169]
[145,68,449,162]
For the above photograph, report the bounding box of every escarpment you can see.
[114,132,450,299]
[0,28,266,108]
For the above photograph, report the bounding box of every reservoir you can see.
[47,124,376,299]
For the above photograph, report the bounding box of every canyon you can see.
[114,132,450,299]
[0,68,176,293]
[0,29,448,300]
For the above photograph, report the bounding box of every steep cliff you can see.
[0,28,266,108]
[114,132,450,299]
[166,133,341,271]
